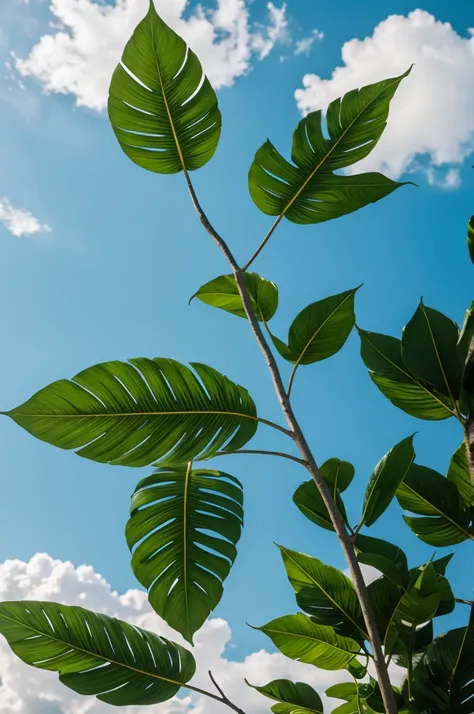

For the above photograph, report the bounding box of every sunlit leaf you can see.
[190,272,278,322]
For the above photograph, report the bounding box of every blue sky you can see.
[0,0,473,710]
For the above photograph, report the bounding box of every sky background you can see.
[0,0,473,712]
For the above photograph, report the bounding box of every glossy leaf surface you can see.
[246,679,324,714]
[190,273,278,322]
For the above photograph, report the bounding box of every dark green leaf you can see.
[457,301,474,361]
[279,546,364,641]
[401,302,462,398]
[358,328,455,420]
[0,600,195,706]
[468,216,474,265]
[392,621,433,668]
[396,464,473,546]
[190,273,278,322]
[362,435,415,526]
[246,679,324,714]
[320,458,355,492]
[3,358,258,467]
[249,70,411,225]
[126,465,243,643]
[108,2,220,173]
[293,479,348,532]
[447,443,474,506]
[255,613,360,670]
[354,534,409,587]
[432,552,454,575]
[270,333,298,361]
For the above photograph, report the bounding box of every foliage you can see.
[1,3,473,714]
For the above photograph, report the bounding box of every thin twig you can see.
[183,168,399,714]
[209,671,247,714]
[214,448,307,466]
[456,597,474,606]
[242,215,284,272]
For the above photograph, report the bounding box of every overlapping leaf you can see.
[3,358,258,467]
[246,679,324,714]
[126,465,243,643]
[190,272,278,321]
[108,2,221,173]
[354,534,409,587]
[447,443,474,506]
[0,601,195,706]
[293,458,351,533]
[249,70,411,224]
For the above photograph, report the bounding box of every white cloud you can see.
[14,0,288,111]
[0,553,362,714]
[0,197,51,237]
[294,9,474,186]
[294,29,324,57]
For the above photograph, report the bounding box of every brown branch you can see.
[209,671,247,714]
[183,169,399,714]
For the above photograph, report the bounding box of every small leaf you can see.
[293,479,349,532]
[396,464,473,546]
[432,552,454,576]
[190,273,278,322]
[255,613,360,671]
[358,328,454,420]
[326,683,358,701]
[354,534,409,587]
[320,458,355,493]
[447,443,474,506]
[362,435,415,526]
[401,301,462,398]
[0,600,195,706]
[271,333,298,361]
[457,300,474,361]
[126,465,243,643]
[246,679,324,714]
[468,215,474,265]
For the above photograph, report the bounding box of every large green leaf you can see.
[246,679,324,714]
[255,613,360,670]
[447,443,474,506]
[358,328,455,420]
[108,2,221,173]
[3,358,258,467]
[0,600,195,706]
[249,70,411,225]
[411,605,474,713]
[279,546,364,641]
[126,464,243,643]
[190,272,278,321]
[273,289,358,365]
[396,464,473,546]
[361,435,415,526]
[327,679,400,714]
[293,479,349,532]
[468,216,474,265]
[401,301,462,399]
[354,534,409,587]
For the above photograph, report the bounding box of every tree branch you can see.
[242,215,284,272]
[182,676,246,714]
[214,448,307,466]
[208,671,247,714]
[183,169,399,714]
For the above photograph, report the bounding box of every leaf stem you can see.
[456,597,474,606]
[208,671,247,714]
[242,215,284,272]
[214,449,307,466]
[182,169,399,714]
[183,677,246,714]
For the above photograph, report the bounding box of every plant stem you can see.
[463,425,474,486]
[242,215,284,272]
[456,597,474,606]
[183,169,399,714]
[209,671,247,714]
[183,676,246,714]
[214,449,307,466]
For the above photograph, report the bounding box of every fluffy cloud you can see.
[0,197,51,237]
[14,0,288,111]
[294,29,324,57]
[294,10,474,184]
[0,552,362,714]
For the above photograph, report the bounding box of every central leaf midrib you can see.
[402,483,474,541]
[182,462,192,638]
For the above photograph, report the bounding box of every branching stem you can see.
[183,168,399,714]
[183,674,246,714]
[214,449,307,466]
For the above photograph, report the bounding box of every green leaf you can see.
[396,464,473,546]
[271,333,298,362]
[190,273,278,322]
[293,479,349,532]
[354,534,409,587]
[392,620,433,668]
[457,301,474,361]
[467,216,474,265]
[108,2,220,173]
[0,600,195,706]
[401,301,462,399]
[249,70,411,225]
[358,328,455,420]
[411,605,474,713]
[283,288,359,366]
[326,683,358,701]
[279,546,364,641]
[432,552,454,575]
[447,443,474,506]
[126,464,243,643]
[320,458,355,492]
[3,358,258,467]
[255,613,360,670]
[362,435,415,526]
[246,679,324,714]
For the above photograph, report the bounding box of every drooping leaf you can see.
[396,464,473,546]
[190,273,278,322]
[468,216,474,265]
[411,605,474,713]
[279,546,364,641]
[320,458,355,493]
[358,328,455,420]
[361,435,415,526]
[293,479,349,532]
[246,679,324,714]
[249,70,411,225]
[401,301,462,398]
[0,601,195,706]
[108,2,221,173]
[447,443,474,506]
[126,465,243,643]
[3,358,258,467]
[354,534,409,587]
[255,613,360,671]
